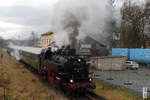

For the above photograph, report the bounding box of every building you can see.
[84,36,107,49]
[90,56,127,71]
[41,32,55,48]
[78,36,108,56]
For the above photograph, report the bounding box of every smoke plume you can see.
[51,0,116,48]
[63,13,81,48]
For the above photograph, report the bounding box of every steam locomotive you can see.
[8,45,96,96]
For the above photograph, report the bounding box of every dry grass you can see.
[145,97,150,100]
[2,48,149,100]
[0,49,68,100]
[92,78,143,100]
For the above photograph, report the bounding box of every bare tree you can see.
[143,0,150,35]
[29,32,39,47]
[144,1,150,19]
[120,1,145,48]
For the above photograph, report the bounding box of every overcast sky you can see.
[0,0,144,39]
[0,0,59,39]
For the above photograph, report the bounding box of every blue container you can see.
[111,48,128,57]
[111,48,150,63]
[129,49,150,63]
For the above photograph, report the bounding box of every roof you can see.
[84,36,107,47]
[42,32,54,36]
[9,45,43,55]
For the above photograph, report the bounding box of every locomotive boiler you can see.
[8,45,96,96]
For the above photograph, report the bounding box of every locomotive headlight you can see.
[78,59,81,62]
[70,79,74,83]
[89,78,92,81]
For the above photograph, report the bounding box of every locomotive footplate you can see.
[65,83,96,89]
[64,83,96,96]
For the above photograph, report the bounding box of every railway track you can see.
[86,91,106,100]
[71,91,106,100]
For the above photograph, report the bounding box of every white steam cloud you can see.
[51,0,116,48]
[10,49,21,61]
[51,0,115,46]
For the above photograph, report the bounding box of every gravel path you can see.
[92,68,150,96]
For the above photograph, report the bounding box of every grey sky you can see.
[0,0,58,39]
[0,0,145,39]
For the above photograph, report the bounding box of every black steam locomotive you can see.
[9,45,96,96]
